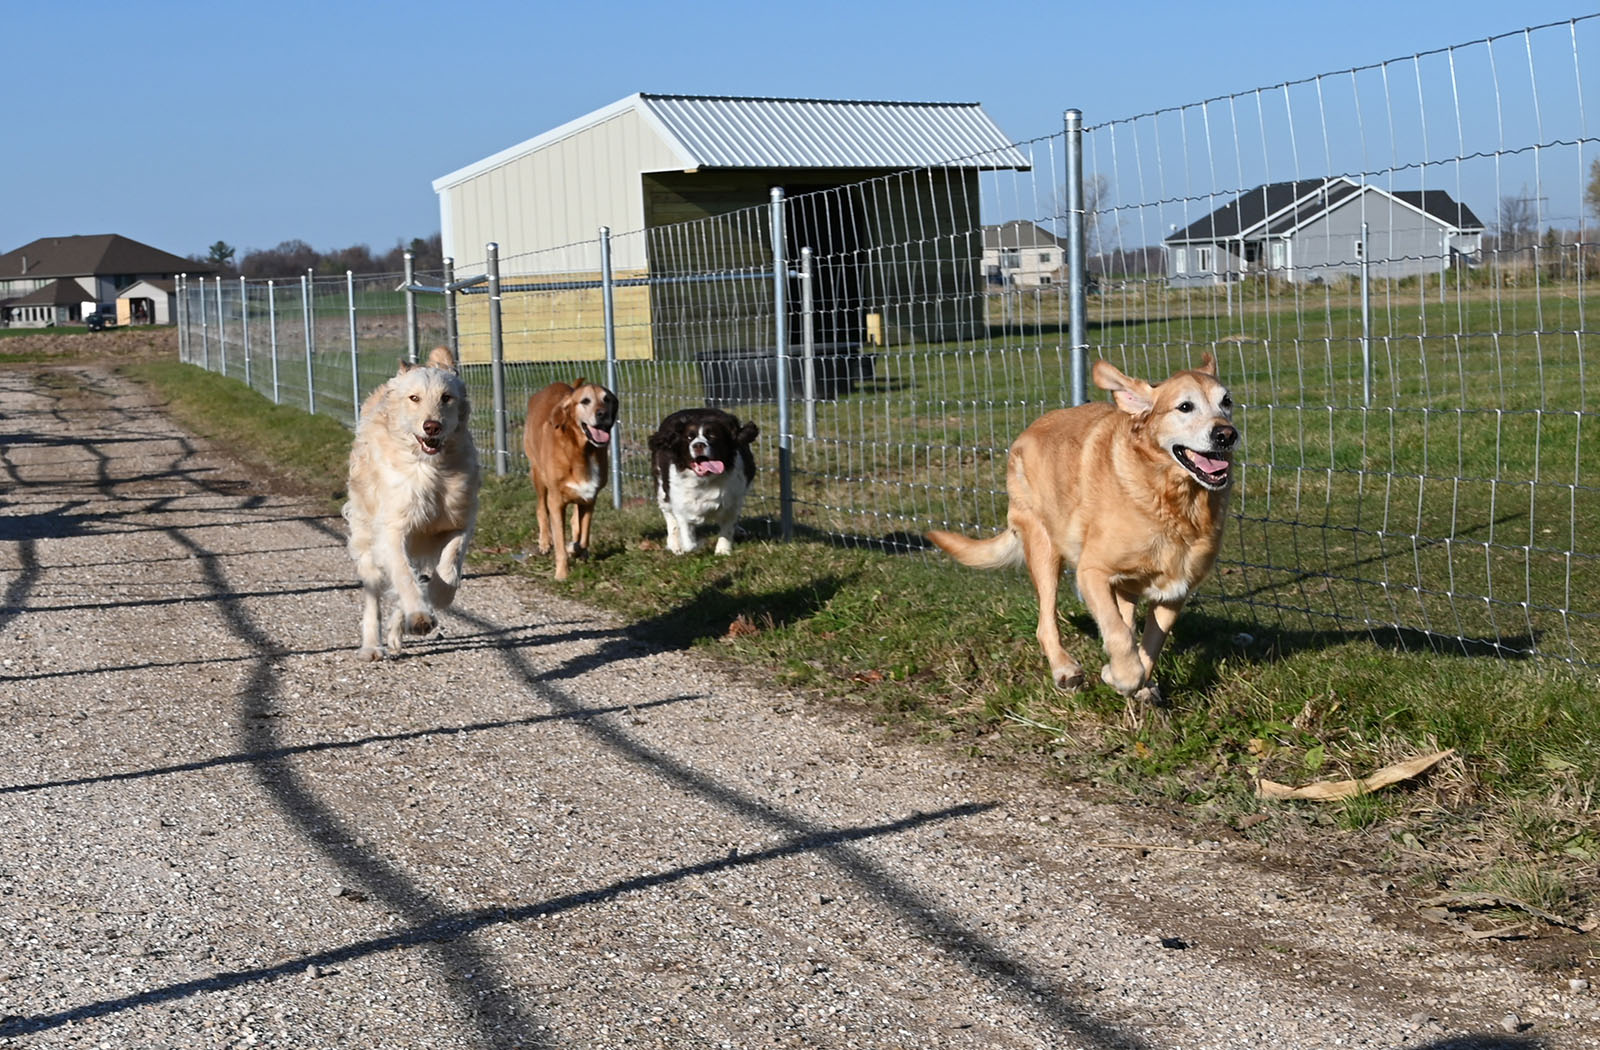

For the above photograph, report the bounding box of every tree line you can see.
[191,234,445,278]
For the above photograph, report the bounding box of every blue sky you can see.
[5,0,1595,261]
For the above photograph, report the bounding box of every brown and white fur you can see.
[521,378,618,580]
[343,346,480,661]
[648,407,758,555]
[928,354,1236,704]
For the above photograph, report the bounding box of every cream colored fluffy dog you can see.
[343,346,480,661]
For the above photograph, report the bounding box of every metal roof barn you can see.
[431,94,1027,363]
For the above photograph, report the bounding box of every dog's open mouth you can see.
[583,422,612,447]
[417,434,443,456]
[691,456,725,477]
[1174,446,1231,488]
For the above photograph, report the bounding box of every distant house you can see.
[982,221,1065,287]
[1163,177,1483,286]
[432,93,1029,362]
[0,234,209,328]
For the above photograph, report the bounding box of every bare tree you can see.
[1495,185,1539,259]
[1586,157,1600,226]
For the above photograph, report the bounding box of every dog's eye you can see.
[581,397,591,406]
[1220,394,1233,409]
[409,394,420,403]
[1177,400,1194,413]
[441,394,453,404]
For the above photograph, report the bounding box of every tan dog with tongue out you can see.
[522,378,619,580]
[928,354,1237,708]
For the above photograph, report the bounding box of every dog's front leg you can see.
[1077,567,1146,695]
[430,528,469,608]
[1134,601,1184,703]
[378,524,434,637]
[546,489,571,579]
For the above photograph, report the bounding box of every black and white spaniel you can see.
[648,407,759,555]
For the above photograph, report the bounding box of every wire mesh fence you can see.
[178,15,1600,670]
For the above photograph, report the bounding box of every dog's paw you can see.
[405,611,436,635]
[1135,682,1167,708]
[1052,667,1085,692]
[713,537,734,556]
[1100,663,1146,697]
[356,646,384,662]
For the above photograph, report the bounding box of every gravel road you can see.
[1,362,1593,1049]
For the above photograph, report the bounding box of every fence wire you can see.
[178,15,1600,669]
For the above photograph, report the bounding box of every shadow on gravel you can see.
[0,805,985,1041]
[1414,1037,1550,1049]
[445,600,1160,1050]
[0,691,702,797]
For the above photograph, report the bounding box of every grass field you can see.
[118,303,1600,926]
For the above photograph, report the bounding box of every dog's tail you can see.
[926,527,1024,570]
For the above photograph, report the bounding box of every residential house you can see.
[0,234,209,328]
[1163,177,1483,286]
[982,220,1066,288]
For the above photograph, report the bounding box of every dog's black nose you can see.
[1212,423,1238,449]
[423,420,442,436]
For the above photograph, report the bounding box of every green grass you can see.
[134,282,1600,921]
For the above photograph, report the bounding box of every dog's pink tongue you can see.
[588,426,611,445]
[692,460,725,476]
[1192,451,1229,474]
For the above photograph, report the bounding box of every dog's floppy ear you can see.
[736,422,760,444]
[1093,359,1155,417]
[425,346,458,373]
[647,427,675,453]
[1196,351,1218,377]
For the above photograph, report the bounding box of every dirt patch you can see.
[0,326,178,363]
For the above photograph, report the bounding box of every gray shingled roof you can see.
[8,278,94,307]
[983,221,1064,250]
[0,235,210,279]
[1166,178,1484,244]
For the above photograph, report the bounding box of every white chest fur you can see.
[565,453,605,504]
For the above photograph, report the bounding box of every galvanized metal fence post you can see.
[201,275,210,370]
[800,246,816,439]
[599,227,622,509]
[216,276,226,377]
[403,249,419,365]
[487,242,508,477]
[267,279,280,404]
[347,270,360,421]
[176,275,187,363]
[1360,222,1372,407]
[1064,108,1089,406]
[240,276,252,391]
[443,257,459,359]
[771,186,794,541]
[302,272,316,416]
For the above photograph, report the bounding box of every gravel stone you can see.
[2,363,1597,1049]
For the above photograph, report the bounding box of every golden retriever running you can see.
[928,354,1236,703]
[343,346,480,660]
[521,378,618,580]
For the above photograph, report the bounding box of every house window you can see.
[1174,248,1187,275]
[1001,250,1020,269]
[1270,240,1286,268]
[1194,247,1213,272]
[1039,275,1052,285]
[1039,252,1052,264]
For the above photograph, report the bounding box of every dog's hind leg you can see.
[1016,515,1083,691]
